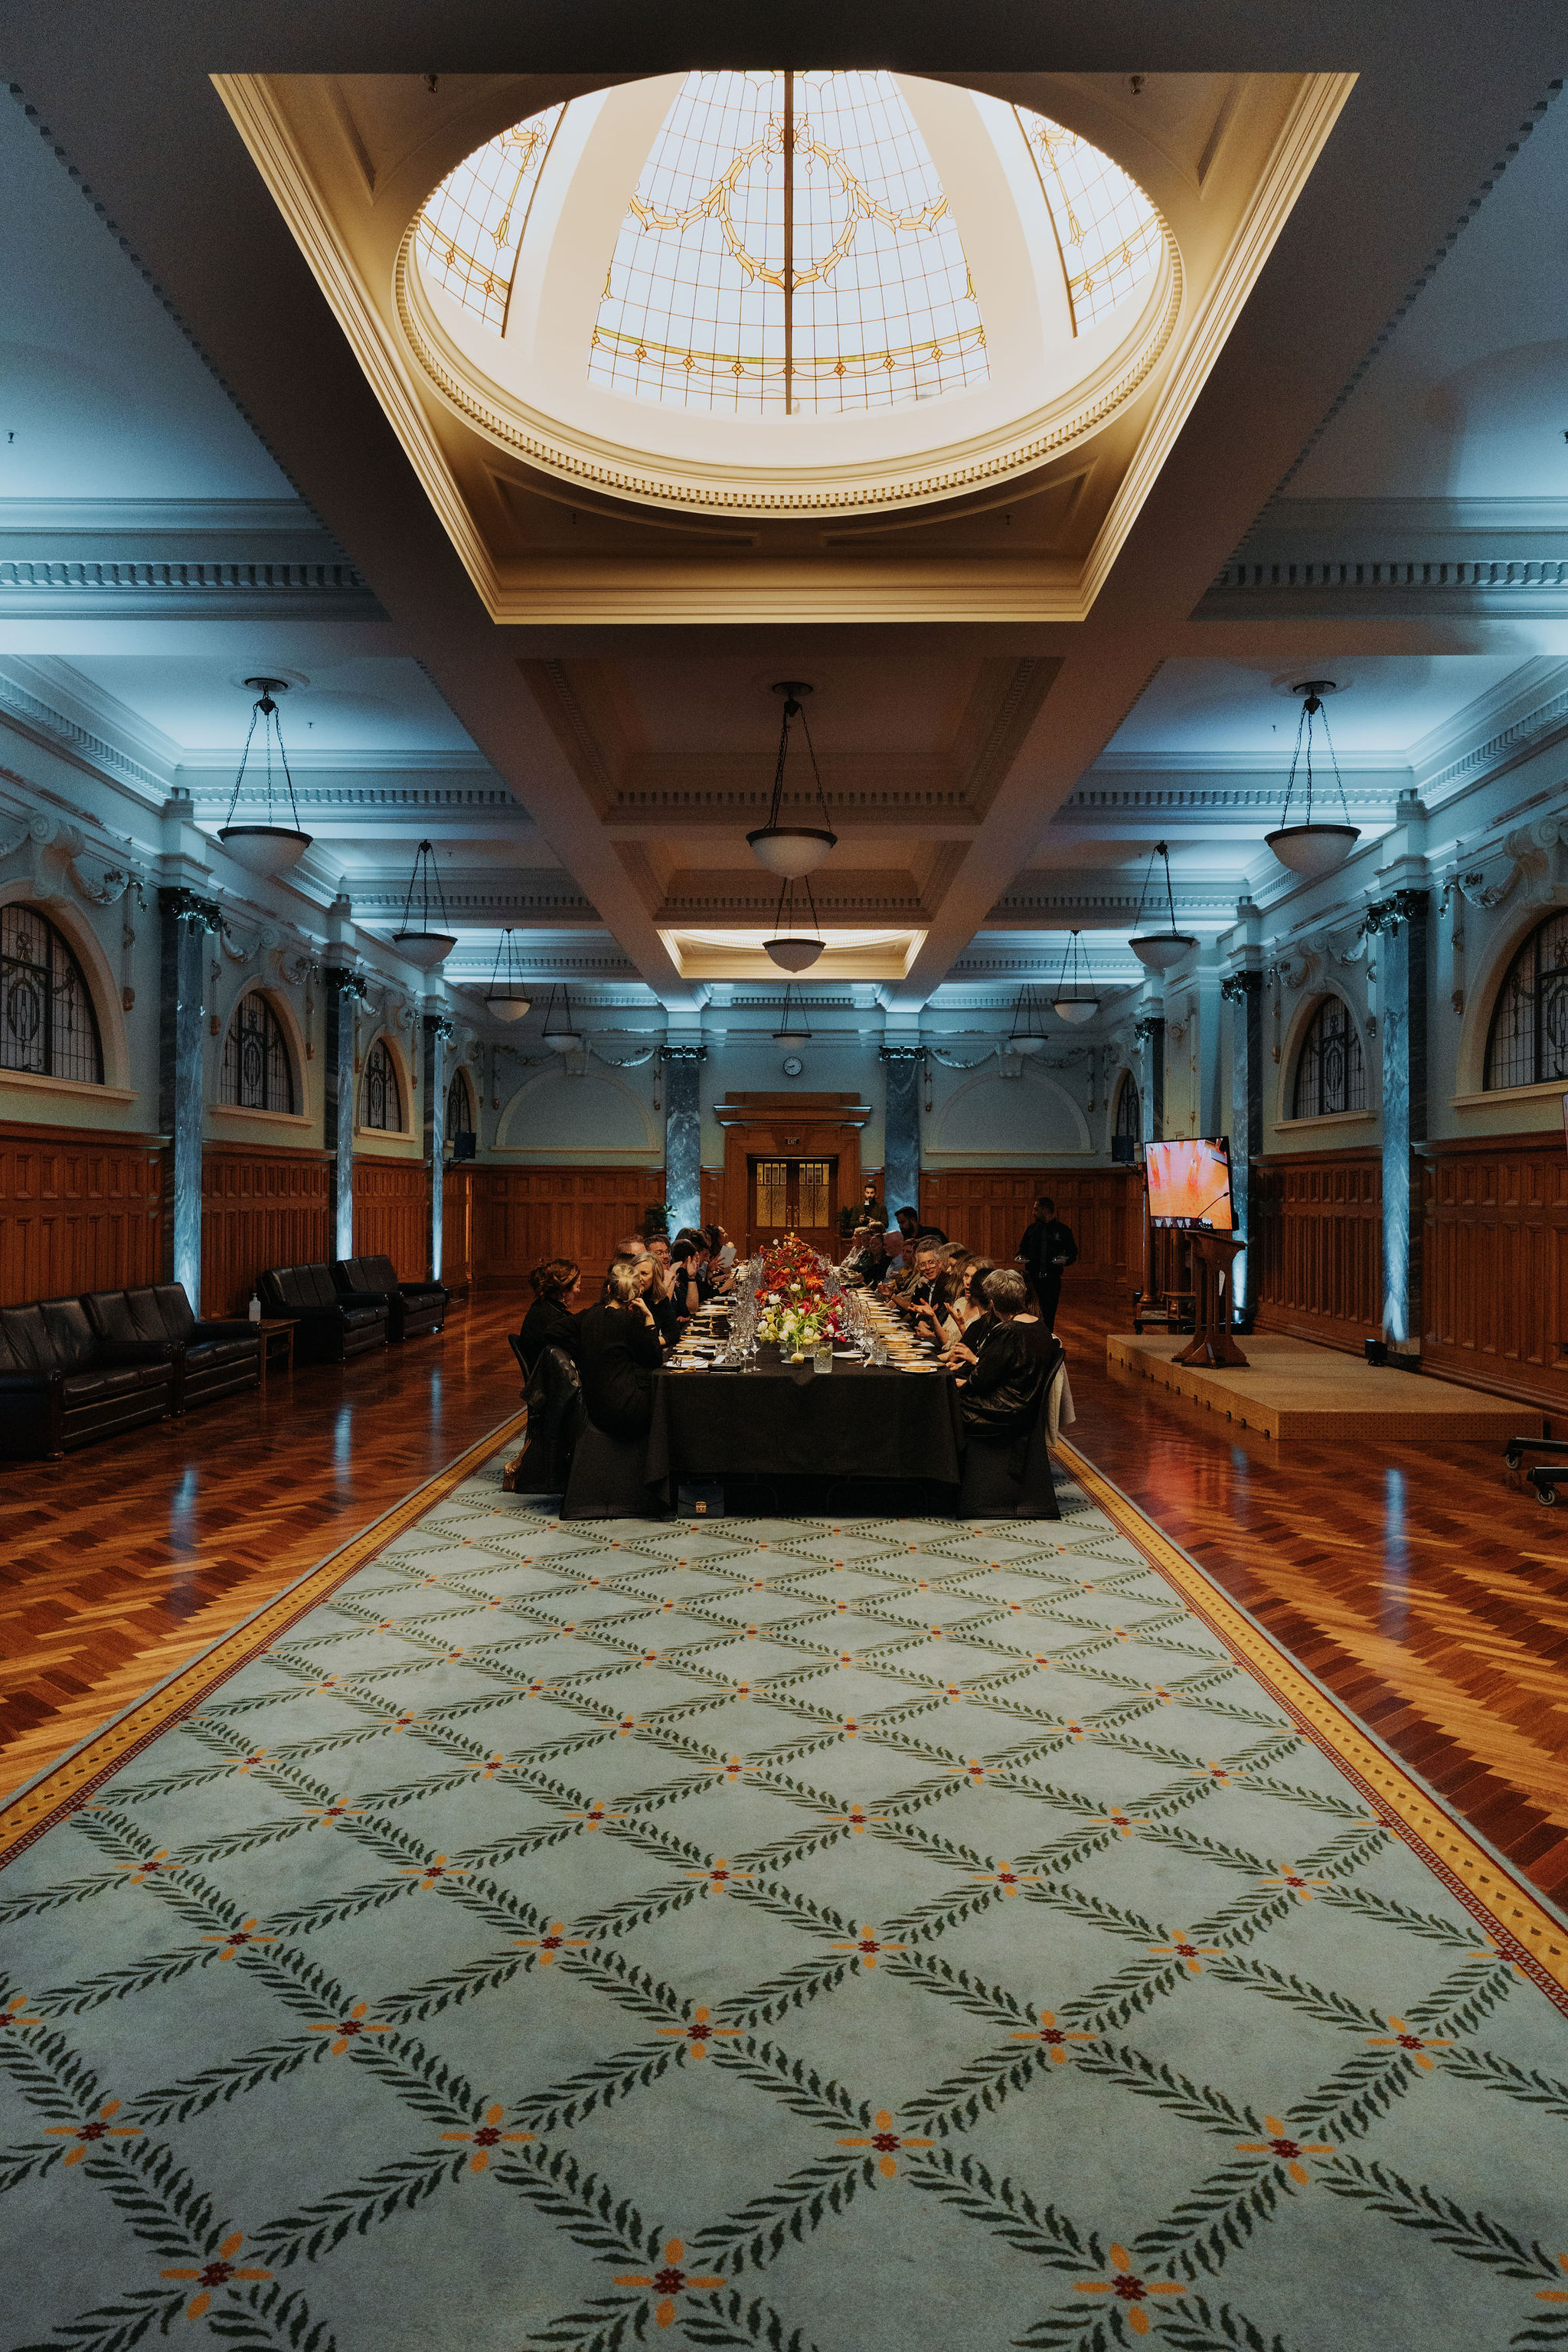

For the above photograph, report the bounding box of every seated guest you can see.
[646,1253,683,1350]
[702,1225,737,1293]
[952,1270,1055,1442]
[937,1258,993,1356]
[577,1261,663,1439]
[518,1259,582,1373]
[838,1224,880,1284]
[899,1243,948,1319]
[669,1238,705,1321]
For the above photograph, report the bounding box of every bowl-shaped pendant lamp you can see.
[1050,929,1100,1024]
[772,983,813,1047]
[484,926,531,1021]
[1129,841,1196,972]
[216,678,313,877]
[541,982,581,1051]
[1008,982,1049,1055]
[766,936,824,973]
[763,867,825,973]
[391,839,456,969]
[746,682,838,878]
[1267,682,1360,878]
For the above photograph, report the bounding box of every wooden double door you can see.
[749,1155,838,1256]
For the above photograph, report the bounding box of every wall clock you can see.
[781,1055,804,1077]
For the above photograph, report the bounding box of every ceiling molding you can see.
[0,556,383,618]
[0,669,168,802]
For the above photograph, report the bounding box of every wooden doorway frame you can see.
[714,1093,869,1259]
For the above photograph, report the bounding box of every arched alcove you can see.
[497,1064,659,1160]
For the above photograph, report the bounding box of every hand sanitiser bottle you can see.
[248,1291,262,1324]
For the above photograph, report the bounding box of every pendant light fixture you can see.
[216,678,312,878]
[391,839,457,970]
[541,982,581,1052]
[485,927,531,1022]
[764,868,825,972]
[1267,680,1360,878]
[746,681,837,877]
[1129,841,1197,973]
[1051,929,1099,1024]
[772,985,813,1048]
[1008,982,1049,1055]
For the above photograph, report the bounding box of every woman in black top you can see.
[518,1259,582,1374]
[577,1262,663,1439]
[952,1269,1050,1441]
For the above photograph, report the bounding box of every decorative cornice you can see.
[1204,556,1568,606]
[0,670,167,799]
[0,557,377,616]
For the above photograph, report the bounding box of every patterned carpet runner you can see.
[2,1448,1566,2352]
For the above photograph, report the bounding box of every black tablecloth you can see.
[645,1360,964,1499]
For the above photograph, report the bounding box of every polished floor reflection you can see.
[3,1287,1565,1911]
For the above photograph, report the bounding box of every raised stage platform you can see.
[1106,1330,1523,1442]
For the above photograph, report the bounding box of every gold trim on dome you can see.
[394,218,1182,517]
[1057,1441,1568,2008]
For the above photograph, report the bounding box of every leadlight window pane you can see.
[415,104,565,331]
[798,1159,830,1228]
[1013,106,1165,331]
[1292,997,1366,1119]
[362,1037,402,1132]
[446,1067,475,1138]
[589,70,989,416]
[0,903,104,1083]
[1485,910,1568,1090]
[1114,1072,1141,1143]
[220,992,294,1113]
[755,1160,788,1227]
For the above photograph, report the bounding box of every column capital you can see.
[659,1043,707,1063]
[158,884,222,931]
[1220,969,1264,1003]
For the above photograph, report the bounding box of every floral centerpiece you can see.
[756,1236,844,1358]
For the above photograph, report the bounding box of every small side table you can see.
[255,1318,299,1395]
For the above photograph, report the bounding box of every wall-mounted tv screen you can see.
[1146,1137,1235,1232]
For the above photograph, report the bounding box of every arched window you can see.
[1,903,104,1083]
[1292,995,1366,1119]
[1485,909,1568,1089]
[361,1037,403,1132]
[220,991,295,1113]
[446,1065,475,1142]
[1113,1070,1141,1148]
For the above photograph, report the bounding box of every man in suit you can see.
[1016,1195,1078,1332]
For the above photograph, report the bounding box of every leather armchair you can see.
[0,1295,174,1459]
[83,1283,260,1415]
[259,1264,388,1363]
[333,1254,448,1341]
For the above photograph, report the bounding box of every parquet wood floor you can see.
[5,1289,1566,1916]
[1057,1293,1568,1909]
[0,1299,521,1808]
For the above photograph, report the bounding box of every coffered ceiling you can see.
[1,1,1564,1027]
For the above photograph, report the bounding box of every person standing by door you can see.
[1016,1194,1077,1331]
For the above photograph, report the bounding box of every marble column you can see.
[423,1015,449,1283]
[880,1048,923,1218]
[662,1049,704,1233]
[1377,888,1430,1351]
[1136,1015,1165,1145]
[1221,968,1264,1319]
[323,971,358,1262]
[157,888,215,1307]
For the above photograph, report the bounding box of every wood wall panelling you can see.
[1251,1148,1382,1352]
[351,1158,431,1282]
[1422,1132,1568,1414]
[200,1142,332,1318]
[441,1168,473,1295]
[0,1122,164,1308]
[919,1168,1144,1298]
[472,1167,666,1289]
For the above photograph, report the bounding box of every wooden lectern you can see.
[1171,1233,1250,1369]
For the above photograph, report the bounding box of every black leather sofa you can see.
[259,1264,388,1363]
[0,1295,175,1459]
[333,1253,448,1341]
[83,1283,260,1415]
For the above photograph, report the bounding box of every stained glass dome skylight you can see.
[402,74,1180,516]
[588,71,988,417]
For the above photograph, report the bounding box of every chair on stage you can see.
[561,1421,658,1521]
[956,1357,1070,1521]
[508,1344,586,1496]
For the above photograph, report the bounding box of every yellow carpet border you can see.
[1057,1438,1568,2011]
[0,1410,527,1871]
